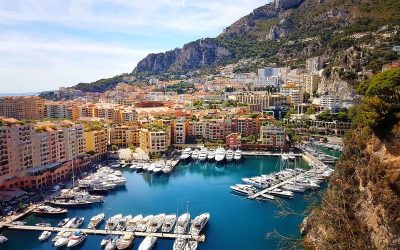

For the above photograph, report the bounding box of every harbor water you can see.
[2,156,321,250]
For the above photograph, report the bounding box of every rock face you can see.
[134,39,233,74]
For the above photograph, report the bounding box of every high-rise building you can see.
[259,125,286,148]
[0,96,45,120]
[306,57,324,74]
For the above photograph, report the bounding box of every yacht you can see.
[55,189,104,203]
[282,184,306,193]
[67,230,87,247]
[207,150,215,160]
[180,148,192,160]
[152,164,163,174]
[0,235,7,244]
[116,233,135,250]
[191,149,199,160]
[33,205,68,216]
[147,163,156,172]
[105,214,123,230]
[230,184,257,196]
[54,231,72,247]
[101,235,113,247]
[174,213,190,234]
[214,147,226,162]
[185,240,198,250]
[70,217,84,228]
[234,150,242,161]
[146,214,165,233]
[136,215,153,232]
[189,213,210,236]
[47,198,94,207]
[126,214,143,232]
[162,163,174,174]
[267,188,294,198]
[105,235,119,250]
[225,149,234,161]
[161,214,177,233]
[138,236,157,250]
[35,222,51,227]
[63,217,76,228]
[198,148,208,161]
[173,237,187,250]
[116,215,132,231]
[256,193,275,201]
[87,213,105,229]
[38,231,51,241]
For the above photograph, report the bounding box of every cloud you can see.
[0,0,270,92]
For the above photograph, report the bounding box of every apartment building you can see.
[84,129,108,161]
[226,133,241,150]
[171,120,188,145]
[259,125,286,148]
[234,92,289,110]
[281,83,304,105]
[302,73,320,94]
[0,96,45,120]
[320,95,342,113]
[231,117,257,136]
[44,102,80,121]
[109,125,140,147]
[205,119,226,141]
[139,125,171,154]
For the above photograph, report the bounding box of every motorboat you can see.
[64,217,76,228]
[136,215,153,232]
[11,221,25,226]
[35,222,51,227]
[152,164,163,174]
[116,233,135,250]
[180,148,192,160]
[47,199,94,207]
[116,215,132,231]
[215,147,226,162]
[225,149,234,161]
[100,235,113,247]
[138,236,157,250]
[162,164,174,174]
[191,149,199,160]
[105,214,123,230]
[146,213,165,233]
[207,150,215,160]
[189,213,210,236]
[234,150,242,161]
[174,213,190,234]
[88,213,105,229]
[282,184,306,193]
[38,231,52,241]
[54,231,72,247]
[126,214,143,232]
[105,235,119,250]
[55,189,104,203]
[67,230,87,247]
[288,152,296,161]
[185,240,198,250]
[198,148,208,161]
[161,214,177,233]
[256,193,275,201]
[70,217,84,228]
[173,237,187,250]
[147,163,156,172]
[33,205,68,216]
[0,235,7,244]
[230,184,257,196]
[267,188,294,198]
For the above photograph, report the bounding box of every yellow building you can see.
[0,96,45,120]
[109,125,140,147]
[84,129,108,161]
[139,124,171,155]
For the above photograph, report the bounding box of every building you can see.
[109,125,140,147]
[139,125,171,155]
[84,129,108,161]
[280,83,303,104]
[320,95,342,113]
[205,119,226,141]
[0,96,45,120]
[259,124,286,148]
[234,92,289,110]
[226,133,241,150]
[306,57,324,74]
[231,117,257,136]
[302,73,320,94]
[172,120,188,145]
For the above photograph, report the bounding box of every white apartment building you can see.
[320,95,342,113]
[259,125,286,148]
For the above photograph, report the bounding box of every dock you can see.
[2,224,205,242]
[242,152,303,157]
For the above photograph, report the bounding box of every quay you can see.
[242,151,302,157]
[2,224,206,242]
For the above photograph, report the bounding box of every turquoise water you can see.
[1,157,317,250]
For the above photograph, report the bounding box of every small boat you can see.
[189,213,210,236]
[185,240,198,250]
[225,149,234,161]
[191,149,199,160]
[138,236,157,250]
[146,214,165,233]
[116,215,132,231]
[88,213,105,229]
[198,148,208,161]
[54,231,72,247]
[67,230,87,247]
[0,235,7,244]
[32,205,68,215]
[126,214,143,232]
[161,214,177,233]
[116,233,135,250]
[63,217,76,228]
[234,150,242,161]
[136,215,153,232]
[180,148,192,160]
[35,222,51,227]
[105,235,119,250]
[11,221,26,226]
[207,150,215,160]
[174,213,190,234]
[100,235,113,247]
[70,217,84,228]
[38,231,51,241]
[105,214,123,230]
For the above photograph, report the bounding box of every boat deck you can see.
[2,224,205,242]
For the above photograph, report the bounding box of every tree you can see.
[306,107,315,115]
[111,145,119,152]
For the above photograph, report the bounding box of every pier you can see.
[2,224,206,242]
[242,151,303,157]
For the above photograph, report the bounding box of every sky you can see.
[0,0,269,93]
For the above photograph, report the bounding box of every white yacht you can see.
[126,214,143,232]
[67,230,87,247]
[180,148,192,160]
[87,213,105,229]
[105,235,119,250]
[230,184,257,196]
[162,163,174,174]
[146,214,165,233]
[57,218,70,227]
[161,214,177,233]
[116,233,134,250]
[225,149,234,161]
[189,213,210,236]
[70,217,84,228]
[136,215,154,232]
[63,217,76,228]
[185,240,198,250]
[38,231,51,241]
[267,188,294,198]
[234,150,242,161]
[198,148,208,161]
[173,237,187,250]
[191,149,200,160]
[147,163,156,172]
[139,236,157,250]
[215,147,226,162]
[207,150,215,160]
[174,213,190,234]
[105,214,123,230]
[101,235,113,247]
[116,215,132,231]
[54,231,72,247]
